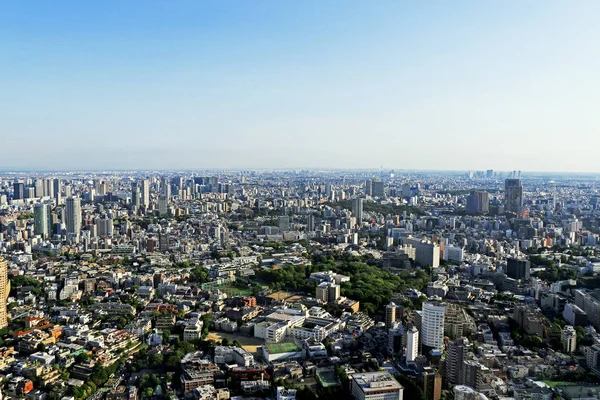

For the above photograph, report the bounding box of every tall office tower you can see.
[0,257,9,329]
[141,179,150,207]
[421,302,446,355]
[53,178,61,204]
[13,182,24,200]
[307,214,315,232]
[445,338,469,385]
[45,178,55,199]
[158,195,168,216]
[131,183,141,211]
[34,203,51,238]
[506,257,530,280]
[34,179,44,198]
[65,197,82,237]
[364,179,372,196]
[325,183,332,199]
[172,176,184,196]
[24,187,35,199]
[406,326,419,363]
[160,178,171,199]
[504,178,523,214]
[278,216,290,232]
[371,179,385,197]
[96,216,114,237]
[64,184,71,197]
[352,198,364,225]
[386,302,397,329]
[466,191,490,214]
[402,183,412,198]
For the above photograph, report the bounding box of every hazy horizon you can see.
[2,1,600,172]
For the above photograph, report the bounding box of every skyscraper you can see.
[505,179,523,214]
[158,195,168,216]
[352,198,363,225]
[160,177,171,199]
[96,216,114,237]
[306,215,315,232]
[445,338,469,385]
[0,257,9,329]
[141,179,150,208]
[13,182,24,200]
[53,178,61,204]
[406,326,419,363]
[34,179,44,198]
[65,196,82,238]
[365,180,372,196]
[421,302,446,355]
[371,179,385,198]
[386,302,397,329]
[34,203,51,238]
[506,257,530,280]
[45,178,55,199]
[131,183,141,211]
[466,191,490,214]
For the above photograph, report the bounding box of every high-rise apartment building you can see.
[306,215,315,232]
[406,326,419,363]
[505,179,523,214]
[421,302,446,355]
[132,183,141,211]
[365,180,372,196]
[352,198,364,225]
[466,191,490,214]
[386,302,397,329]
[506,258,530,280]
[96,216,114,238]
[316,282,340,303]
[158,195,168,216]
[0,258,9,329]
[34,203,51,238]
[562,325,577,353]
[445,338,469,385]
[141,179,150,207]
[65,196,82,238]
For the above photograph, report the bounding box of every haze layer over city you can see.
[3,2,600,400]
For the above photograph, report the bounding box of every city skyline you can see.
[2,1,600,172]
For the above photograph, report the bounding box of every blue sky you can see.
[1,1,599,171]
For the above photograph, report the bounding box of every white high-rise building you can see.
[421,302,446,354]
[406,326,419,363]
[141,179,150,207]
[65,197,82,238]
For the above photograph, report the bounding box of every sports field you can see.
[266,342,300,354]
[205,331,264,354]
